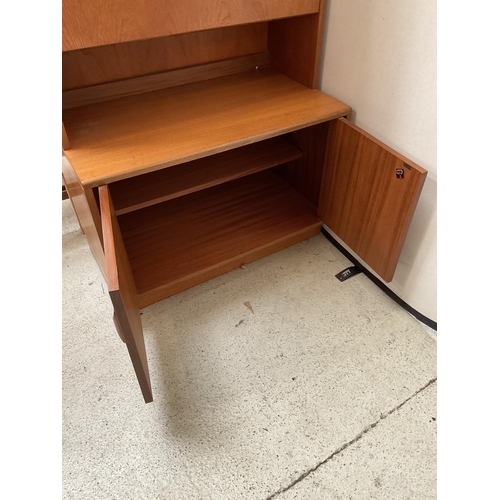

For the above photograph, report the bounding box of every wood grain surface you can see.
[318,118,427,282]
[63,0,320,51]
[62,122,71,150]
[62,53,270,109]
[274,122,330,207]
[62,156,105,276]
[62,23,268,90]
[62,68,350,187]
[117,171,322,307]
[268,0,326,88]
[110,137,302,215]
[99,185,153,403]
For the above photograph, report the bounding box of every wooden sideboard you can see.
[62,0,427,403]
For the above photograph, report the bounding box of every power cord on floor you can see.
[321,227,437,332]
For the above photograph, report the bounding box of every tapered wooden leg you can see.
[111,292,153,403]
[113,311,126,343]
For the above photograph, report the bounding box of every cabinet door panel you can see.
[318,118,427,282]
[99,185,153,403]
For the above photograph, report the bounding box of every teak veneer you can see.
[109,137,302,215]
[63,69,350,187]
[62,0,428,403]
[120,171,322,308]
[63,0,320,51]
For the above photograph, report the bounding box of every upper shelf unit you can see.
[62,68,351,188]
[62,0,321,51]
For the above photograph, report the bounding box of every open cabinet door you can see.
[318,118,427,282]
[99,185,153,403]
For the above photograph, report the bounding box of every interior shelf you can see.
[118,170,322,308]
[109,137,302,215]
[62,68,351,187]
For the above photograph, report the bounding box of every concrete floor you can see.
[62,199,436,499]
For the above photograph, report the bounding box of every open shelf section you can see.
[109,137,302,215]
[62,68,351,188]
[118,170,322,308]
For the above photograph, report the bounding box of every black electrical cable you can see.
[321,227,437,331]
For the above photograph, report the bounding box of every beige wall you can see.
[319,0,437,322]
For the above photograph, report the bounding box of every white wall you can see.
[319,0,437,322]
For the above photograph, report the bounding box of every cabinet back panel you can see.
[63,0,320,51]
[63,23,268,91]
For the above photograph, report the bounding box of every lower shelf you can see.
[118,170,322,308]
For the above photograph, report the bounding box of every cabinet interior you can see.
[91,124,333,308]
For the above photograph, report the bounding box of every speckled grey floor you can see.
[62,199,436,500]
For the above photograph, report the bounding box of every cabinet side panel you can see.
[62,155,106,276]
[63,23,268,91]
[274,122,330,207]
[63,0,320,51]
[318,118,427,282]
[268,0,325,88]
[62,122,71,150]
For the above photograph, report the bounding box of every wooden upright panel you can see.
[99,185,153,403]
[62,122,71,150]
[63,0,320,51]
[62,155,105,276]
[274,122,330,207]
[62,23,268,91]
[318,118,427,282]
[268,0,326,88]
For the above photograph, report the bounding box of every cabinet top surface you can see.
[63,69,351,187]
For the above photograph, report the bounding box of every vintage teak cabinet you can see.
[62,0,427,403]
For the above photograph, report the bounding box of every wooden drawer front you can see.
[318,118,427,283]
[63,0,320,51]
